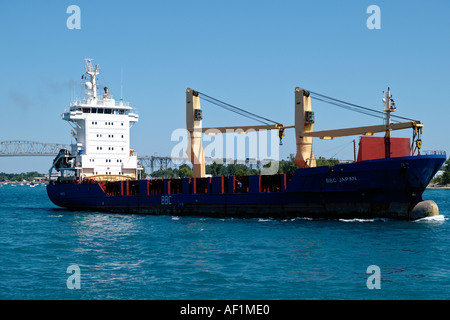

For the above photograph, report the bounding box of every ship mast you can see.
[84,58,99,101]
[383,87,396,158]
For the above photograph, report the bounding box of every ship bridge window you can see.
[98,108,104,114]
[105,109,112,114]
[91,108,97,113]
[83,108,90,113]
[119,110,125,115]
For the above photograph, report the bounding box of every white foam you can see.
[339,218,387,223]
[413,215,446,223]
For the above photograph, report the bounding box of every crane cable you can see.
[196,91,281,126]
[195,89,417,128]
[308,90,417,122]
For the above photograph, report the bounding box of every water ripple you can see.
[0,186,449,299]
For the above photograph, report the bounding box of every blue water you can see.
[0,185,449,300]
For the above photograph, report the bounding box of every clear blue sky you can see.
[0,0,449,173]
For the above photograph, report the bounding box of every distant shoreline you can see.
[427,184,450,189]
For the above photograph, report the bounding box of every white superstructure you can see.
[59,58,140,181]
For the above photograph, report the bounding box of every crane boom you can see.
[202,124,291,134]
[300,121,422,139]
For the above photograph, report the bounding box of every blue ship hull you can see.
[47,155,445,220]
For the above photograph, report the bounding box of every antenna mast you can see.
[383,87,396,158]
[120,68,123,101]
[84,58,99,101]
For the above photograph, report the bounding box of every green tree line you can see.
[148,155,342,178]
[0,171,42,182]
[433,158,450,185]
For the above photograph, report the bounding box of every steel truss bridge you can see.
[0,141,70,157]
[0,141,265,173]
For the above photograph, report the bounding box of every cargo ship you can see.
[47,59,446,220]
